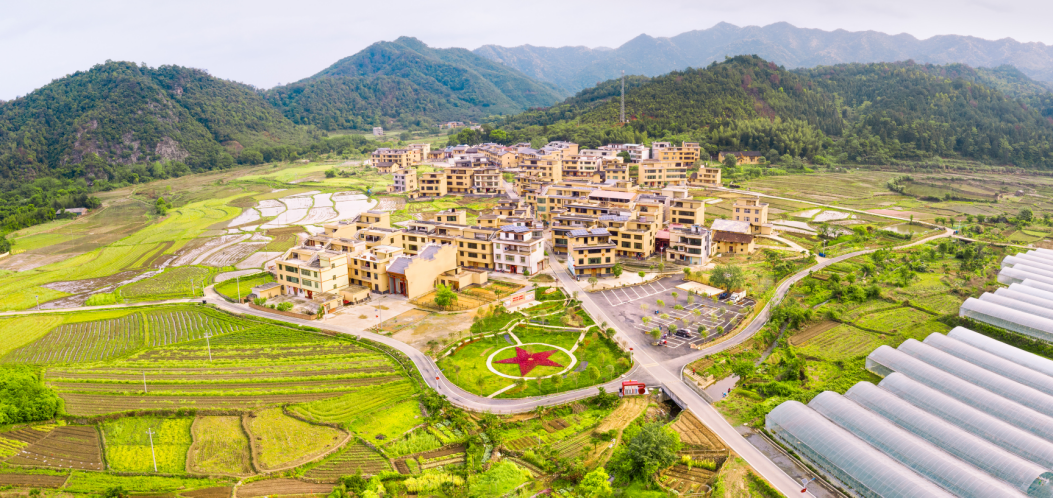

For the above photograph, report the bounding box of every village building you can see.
[636,159,688,187]
[718,151,763,165]
[494,224,546,275]
[651,142,701,166]
[732,196,773,235]
[711,219,756,255]
[666,225,712,266]
[566,228,617,279]
[690,167,722,187]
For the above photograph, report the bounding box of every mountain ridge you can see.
[474,22,1053,93]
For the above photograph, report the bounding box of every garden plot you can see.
[5,425,103,470]
[669,412,727,451]
[237,479,335,498]
[304,441,391,482]
[227,208,261,227]
[248,408,346,471]
[660,464,717,495]
[595,397,649,433]
[552,431,593,459]
[146,308,248,346]
[813,210,852,222]
[797,324,884,361]
[0,473,68,488]
[103,417,193,473]
[417,444,466,470]
[188,416,253,476]
[3,314,143,364]
[201,242,267,267]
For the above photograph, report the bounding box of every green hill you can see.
[265,36,567,131]
[487,56,1053,167]
[0,61,315,182]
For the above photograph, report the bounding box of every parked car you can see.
[675,329,693,339]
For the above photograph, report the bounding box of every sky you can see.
[2,0,1051,100]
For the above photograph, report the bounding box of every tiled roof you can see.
[711,219,752,234]
[714,231,753,243]
[387,256,411,274]
[501,225,530,233]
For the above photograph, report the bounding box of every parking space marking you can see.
[602,290,616,306]
[629,286,643,298]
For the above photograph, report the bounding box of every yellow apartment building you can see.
[690,167,722,187]
[718,151,763,165]
[392,169,418,194]
[732,196,772,235]
[371,148,415,170]
[420,171,448,196]
[652,142,701,166]
[446,166,475,194]
[473,167,502,193]
[567,228,616,279]
[669,198,706,225]
[666,225,712,266]
[636,160,688,187]
[711,219,756,254]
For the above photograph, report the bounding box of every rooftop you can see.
[711,219,752,234]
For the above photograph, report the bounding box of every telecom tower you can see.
[620,70,625,123]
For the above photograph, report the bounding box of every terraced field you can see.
[248,408,346,471]
[3,314,143,364]
[145,307,249,346]
[4,425,104,470]
[103,417,193,473]
[188,416,253,476]
[304,441,391,482]
[119,266,216,301]
[44,326,411,416]
[668,412,727,452]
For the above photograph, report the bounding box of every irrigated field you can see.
[188,416,253,476]
[304,441,391,482]
[248,408,346,471]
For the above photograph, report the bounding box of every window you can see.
[634,243,642,250]
[588,258,601,264]
[622,242,631,248]
[735,208,740,212]
[635,235,642,240]
[606,257,611,263]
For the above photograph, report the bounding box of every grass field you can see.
[344,398,422,441]
[188,416,253,476]
[214,272,274,301]
[249,408,345,470]
[119,266,216,301]
[102,416,194,473]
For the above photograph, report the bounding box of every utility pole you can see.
[204,331,213,362]
[143,372,147,393]
[236,275,241,303]
[620,70,626,124]
[190,279,195,298]
[35,295,40,310]
[146,428,158,472]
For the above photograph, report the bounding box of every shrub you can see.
[276,302,293,312]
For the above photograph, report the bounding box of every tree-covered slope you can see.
[0,61,313,182]
[486,56,1053,167]
[266,37,566,131]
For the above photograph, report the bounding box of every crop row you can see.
[4,314,143,364]
[147,309,247,346]
[304,442,391,481]
[289,381,416,424]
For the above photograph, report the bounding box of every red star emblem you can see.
[495,347,564,376]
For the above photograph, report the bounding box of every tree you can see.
[656,299,665,308]
[687,294,695,305]
[650,329,661,342]
[588,276,599,288]
[710,264,745,293]
[610,423,682,481]
[723,154,738,168]
[587,365,601,383]
[155,196,169,216]
[0,369,60,425]
[434,284,457,309]
[683,267,691,276]
[638,271,646,281]
[612,263,623,278]
[578,468,613,497]
[671,291,679,303]
[1020,208,1035,223]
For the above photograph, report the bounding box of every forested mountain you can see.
[475,22,1053,93]
[0,61,315,183]
[482,56,1053,167]
[265,37,566,131]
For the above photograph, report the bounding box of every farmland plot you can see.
[237,479,334,498]
[855,307,932,333]
[256,200,285,218]
[5,426,103,470]
[3,314,143,364]
[798,325,882,360]
[119,266,215,301]
[235,251,283,269]
[249,408,346,471]
[594,397,648,434]
[188,416,253,476]
[228,208,261,227]
[48,327,409,416]
[304,441,391,482]
[552,431,593,459]
[146,308,247,346]
[201,242,267,268]
[0,315,65,358]
[300,208,337,225]
[103,417,193,473]
[669,412,727,451]
[290,381,417,426]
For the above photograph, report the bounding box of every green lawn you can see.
[215,272,275,301]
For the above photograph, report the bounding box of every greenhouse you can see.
[948,327,1053,378]
[998,266,1053,287]
[896,339,1053,414]
[808,391,1026,497]
[879,372,1053,469]
[765,401,956,498]
[1022,278,1053,295]
[865,346,1053,441]
[844,382,1053,497]
[998,286,1053,310]
[923,333,1053,397]
[959,297,1053,343]
[1002,255,1053,273]
[979,292,1053,321]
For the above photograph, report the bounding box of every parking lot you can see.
[593,276,755,361]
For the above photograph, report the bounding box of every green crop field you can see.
[289,381,417,428]
[385,430,442,458]
[45,320,407,416]
[0,315,66,358]
[304,441,392,481]
[119,266,216,301]
[63,473,227,495]
[102,416,194,473]
[249,408,345,471]
[145,307,249,346]
[855,307,933,333]
[797,325,883,361]
[188,416,253,476]
[344,398,422,441]
[215,272,274,301]
[4,313,143,364]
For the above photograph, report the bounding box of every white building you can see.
[598,143,650,162]
[373,127,384,137]
[494,225,546,275]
